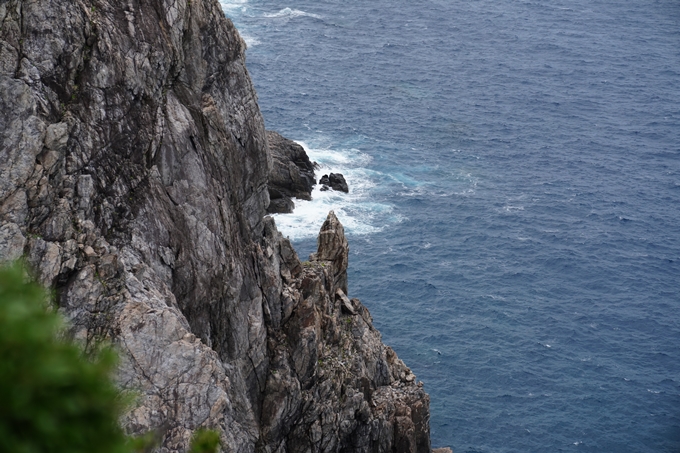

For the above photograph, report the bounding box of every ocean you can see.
[220,0,680,451]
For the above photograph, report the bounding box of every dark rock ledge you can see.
[265,133,352,213]
[319,173,349,193]
[266,131,317,214]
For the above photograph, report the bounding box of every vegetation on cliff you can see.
[0,262,220,453]
[0,262,128,453]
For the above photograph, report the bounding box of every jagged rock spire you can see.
[311,210,349,295]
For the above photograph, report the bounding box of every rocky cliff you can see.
[0,0,430,452]
[265,130,316,214]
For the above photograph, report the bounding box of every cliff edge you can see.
[0,0,430,452]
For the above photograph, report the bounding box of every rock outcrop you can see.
[266,130,316,214]
[0,0,431,452]
[258,212,430,453]
[319,174,349,193]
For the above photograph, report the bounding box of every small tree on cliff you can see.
[0,261,129,453]
[0,262,220,453]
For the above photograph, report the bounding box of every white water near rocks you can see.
[222,1,680,451]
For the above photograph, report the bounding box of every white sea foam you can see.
[272,141,401,241]
[218,0,258,47]
[263,8,322,20]
[219,0,248,11]
[239,33,260,47]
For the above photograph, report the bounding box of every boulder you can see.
[319,173,349,193]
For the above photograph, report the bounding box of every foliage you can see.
[0,262,221,453]
[0,261,128,453]
[188,429,221,453]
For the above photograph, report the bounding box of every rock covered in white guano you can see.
[0,0,432,451]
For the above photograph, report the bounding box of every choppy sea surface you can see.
[220,0,680,451]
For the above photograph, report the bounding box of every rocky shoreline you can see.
[0,0,432,451]
[265,130,317,214]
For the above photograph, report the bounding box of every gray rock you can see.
[319,173,349,193]
[76,175,95,211]
[312,211,349,295]
[266,130,316,214]
[0,189,28,225]
[44,122,69,152]
[27,237,62,287]
[0,223,26,263]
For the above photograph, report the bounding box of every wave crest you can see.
[263,7,322,19]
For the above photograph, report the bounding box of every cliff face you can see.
[265,130,316,214]
[0,1,430,452]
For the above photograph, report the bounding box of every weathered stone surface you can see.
[0,222,26,263]
[260,213,431,453]
[0,0,431,452]
[319,173,349,193]
[311,211,350,295]
[1,0,267,449]
[266,130,316,214]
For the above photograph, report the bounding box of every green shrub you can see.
[188,429,221,453]
[0,261,222,453]
[0,262,129,453]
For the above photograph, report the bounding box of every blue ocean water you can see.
[220,0,680,451]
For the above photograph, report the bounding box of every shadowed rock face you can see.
[0,1,431,452]
[319,173,349,193]
[266,130,316,214]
